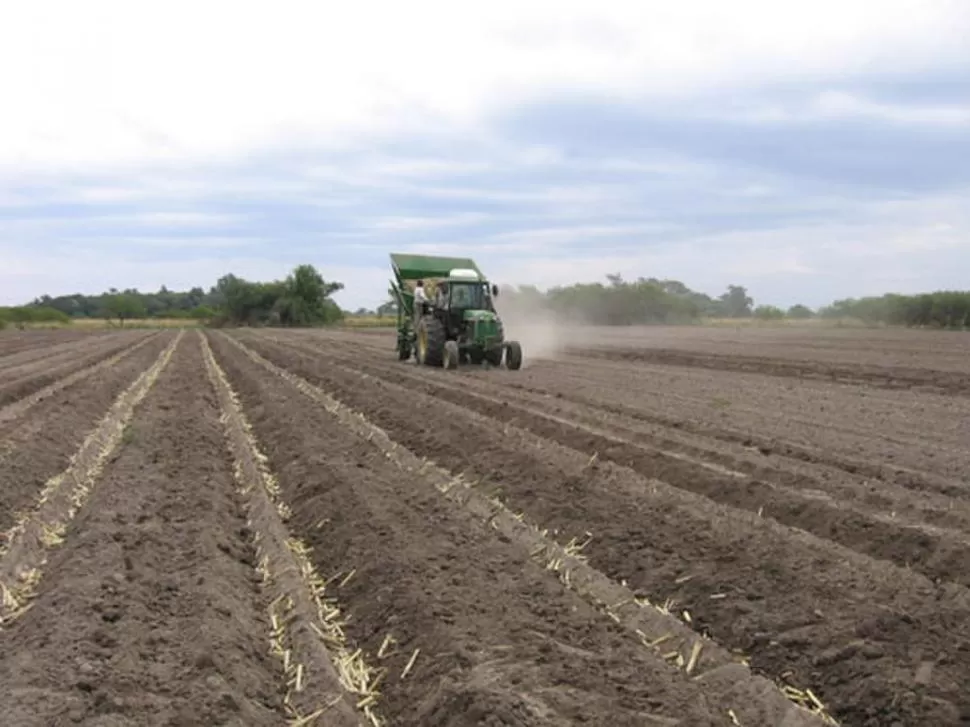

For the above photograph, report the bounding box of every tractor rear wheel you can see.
[506,341,523,370]
[416,316,446,367]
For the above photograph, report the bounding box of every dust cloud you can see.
[493,294,572,367]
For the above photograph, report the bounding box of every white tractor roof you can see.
[448,268,480,279]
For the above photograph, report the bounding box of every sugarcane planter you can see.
[389,253,523,370]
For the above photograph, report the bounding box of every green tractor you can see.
[389,252,523,370]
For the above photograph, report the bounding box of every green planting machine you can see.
[389,253,523,370]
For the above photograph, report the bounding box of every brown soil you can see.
[209,332,734,726]
[236,329,970,727]
[0,333,175,536]
[257,332,970,583]
[0,330,103,360]
[0,331,141,373]
[570,324,970,372]
[577,345,970,396]
[0,331,157,407]
[0,333,285,726]
[6,322,969,727]
[472,350,970,487]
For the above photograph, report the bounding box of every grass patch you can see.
[341,315,397,329]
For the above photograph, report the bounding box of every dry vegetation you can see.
[24,317,203,330]
[1,324,969,726]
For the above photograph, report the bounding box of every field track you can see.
[0,325,968,726]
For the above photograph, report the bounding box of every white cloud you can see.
[0,191,30,207]
[2,0,969,311]
[63,236,261,249]
[71,187,150,203]
[487,222,683,246]
[2,211,241,234]
[131,212,241,227]
[811,91,970,127]
[0,244,393,311]
[732,91,970,127]
[367,213,496,231]
[2,0,967,170]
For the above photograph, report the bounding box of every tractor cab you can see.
[440,268,498,313]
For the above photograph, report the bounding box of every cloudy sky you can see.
[2,0,968,310]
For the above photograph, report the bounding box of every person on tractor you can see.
[414,279,427,311]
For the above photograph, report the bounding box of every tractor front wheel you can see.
[506,341,523,370]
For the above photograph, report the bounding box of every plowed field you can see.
[1,325,968,727]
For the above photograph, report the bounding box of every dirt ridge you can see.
[0,332,287,726]
[211,332,745,725]
[0,331,155,407]
[221,332,834,727]
[0,332,176,538]
[0,330,162,428]
[261,333,970,588]
[574,345,970,395]
[238,330,970,727]
[0,331,182,626]
[202,332,379,726]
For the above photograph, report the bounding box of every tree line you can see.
[0,264,343,329]
[817,291,970,328]
[497,275,815,325]
[497,276,970,328]
[4,266,969,330]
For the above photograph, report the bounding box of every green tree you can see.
[275,264,344,325]
[104,294,147,326]
[189,305,216,321]
[754,304,785,320]
[0,306,69,329]
[7,307,36,329]
[209,264,343,327]
[717,285,754,318]
[787,304,814,319]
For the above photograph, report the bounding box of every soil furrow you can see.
[257,333,970,587]
[0,330,163,430]
[202,333,375,726]
[293,331,970,501]
[220,332,833,726]
[480,368,970,501]
[0,331,109,367]
[495,355,970,483]
[282,329,970,490]
[209,332,736,727]
[0,330,140,377]
[448,364,969,526]
[411,344,969,498]
[574,346,970,396]
[0,333,285,726]
[0,333,181,625]
[0,331,155,407]
[0,332,175,536]
[235,331,970,727]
